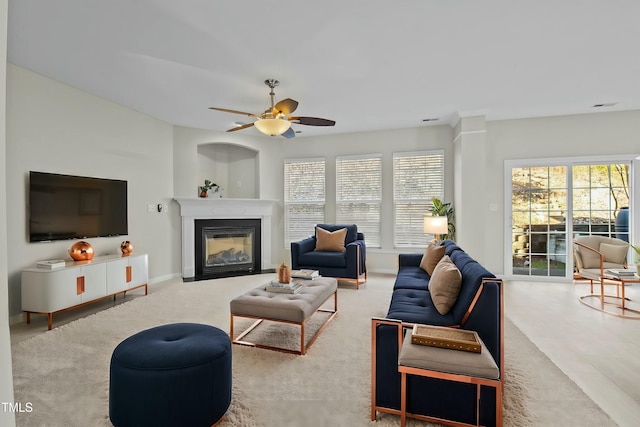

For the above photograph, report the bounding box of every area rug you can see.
[11,274,615,426]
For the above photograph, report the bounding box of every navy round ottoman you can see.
[109,323,232,427]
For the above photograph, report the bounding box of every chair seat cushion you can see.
[299,251,346,268]
[579,264,627,280]
[399,332,499,379]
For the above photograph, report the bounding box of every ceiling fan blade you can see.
[210,107,259,117]
[273,98,299,115]
[289,116,336,126]
[226,122,255,132]
[281,128,296,139]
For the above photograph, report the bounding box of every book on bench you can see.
[291,269,319,279]
[265,280,303,294]
[606,269,637,278]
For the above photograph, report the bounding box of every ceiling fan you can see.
[209,79,336,138]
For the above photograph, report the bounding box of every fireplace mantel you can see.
[175,198,278,279]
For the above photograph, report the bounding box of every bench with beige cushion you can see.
[229,276,338,355]
[397,330,502,427]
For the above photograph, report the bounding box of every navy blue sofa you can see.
[291,224,367,288]
[371,240,503,426]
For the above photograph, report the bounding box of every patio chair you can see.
[573,235,629,292]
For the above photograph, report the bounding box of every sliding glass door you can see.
[509,160,632,279]
[511,166,568,277]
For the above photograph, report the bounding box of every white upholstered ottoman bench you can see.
[229,277,338,355]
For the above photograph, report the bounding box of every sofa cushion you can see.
[316,224,358,244]
[448,249,494,324]
[315,227,347,252]
[298,251,346,268]
[387,289,456,326]
[394,266,430,291]
[420,243,446,276]
[428,255,462,315]
[600,242,628,265]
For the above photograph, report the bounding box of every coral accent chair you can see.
[291,224,366,288]
[573,235,628,291]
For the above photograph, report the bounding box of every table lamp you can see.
[423,215,448,243]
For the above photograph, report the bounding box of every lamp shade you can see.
[254,118,291,136]
[423,215,448,235]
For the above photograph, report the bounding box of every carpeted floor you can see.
[11,273,615,426]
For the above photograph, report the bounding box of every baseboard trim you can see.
[10,312,25,326]
[149,273,182,285]
[368,268,398,275]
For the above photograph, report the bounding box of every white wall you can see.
[173,126,282,200]
[483,110,640,274]
[452,116,488,265]
[1,0,17,424]
[227,145,258,199]
[197,143,258,199]
[5,65,178,319]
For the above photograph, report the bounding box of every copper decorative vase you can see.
[277,263,291,283]
[120,241,133,255]
[69,241,94,261]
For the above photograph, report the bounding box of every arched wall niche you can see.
[197,142,259,198]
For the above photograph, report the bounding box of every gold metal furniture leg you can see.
[400,371,407,427]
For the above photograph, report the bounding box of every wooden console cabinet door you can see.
[106,258,129,294]
[22,268,83,313]
[105,254,148,293]
[127,254,149,289]
[80,263,107,302]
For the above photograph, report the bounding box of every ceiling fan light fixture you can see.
[254,118,291,136]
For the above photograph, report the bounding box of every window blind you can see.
[284,158,325,245]
[336,154,382,247]
[393,151,444,247]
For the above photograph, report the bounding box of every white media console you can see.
[22,253,148,330]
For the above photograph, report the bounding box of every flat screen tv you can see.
[29,171,128,242]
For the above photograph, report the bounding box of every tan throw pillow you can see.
[600,242,628,265]
[315,227,347,252]
[428,255,462,315]
[420,243,446,276]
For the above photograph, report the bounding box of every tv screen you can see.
[29,171,128,242]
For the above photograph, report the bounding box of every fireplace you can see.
[175,198,276,281]
[195,219,261,280]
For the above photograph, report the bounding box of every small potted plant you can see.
[199,180,219,198]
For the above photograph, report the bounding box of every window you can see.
[572,164,630,240]
[284,158,325,245]
[511,165,568,277]
[393,151,445,247]
[336,154,382,247]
